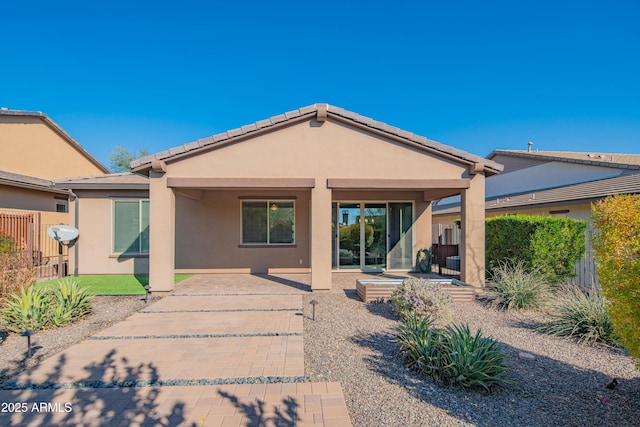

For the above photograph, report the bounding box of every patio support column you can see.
[149,170,175,293]
[310,182,331,291]
[460,171,485,289]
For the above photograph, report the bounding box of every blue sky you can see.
[2,1,639,170]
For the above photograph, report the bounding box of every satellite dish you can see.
[47,224,79,244]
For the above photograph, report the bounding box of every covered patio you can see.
[130,104,502,293]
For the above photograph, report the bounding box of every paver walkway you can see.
[0,274,351,426]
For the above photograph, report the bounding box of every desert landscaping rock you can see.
[304,290,640,427]
[2,285,639,426]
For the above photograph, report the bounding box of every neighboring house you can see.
[0,108,109,215]
[0,108,110,274]
[104,103,499,293]
[53,173,150,276]
[433,148,640,287]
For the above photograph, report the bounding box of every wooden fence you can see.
[0,209,68,279]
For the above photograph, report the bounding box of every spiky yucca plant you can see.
[538,284,618,345]
[485,261,553,310]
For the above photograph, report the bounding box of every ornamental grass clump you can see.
[391,278,453,323]
[396,314,508,391]
[537,284,618,345]
[1,277,93,332]
[484,261,553,311]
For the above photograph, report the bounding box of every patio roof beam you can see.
[167,177,316,189]
[327,178,469,191]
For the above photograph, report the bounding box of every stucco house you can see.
[57,104,501,292]
[0,108,109,216]
[433,148,640,287]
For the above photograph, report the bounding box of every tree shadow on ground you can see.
[218,390,301,426]
[0,348,192,426]
[351,329,640,426]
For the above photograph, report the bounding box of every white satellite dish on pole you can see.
[47,224,79,279]
[47,225,79,244]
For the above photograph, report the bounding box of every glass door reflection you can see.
[364,203,386,270]
[338,203,361,269]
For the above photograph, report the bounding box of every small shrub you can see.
[391,278,453,323]
[0,250,36,301]
[538,285,618,345]
[396,316,508,391]
[48,278,93,327]
[1,285,51,332]
[484,261,552,310]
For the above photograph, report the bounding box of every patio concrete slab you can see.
[173,273,310,295]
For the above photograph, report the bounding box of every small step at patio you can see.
[356,278,476,303]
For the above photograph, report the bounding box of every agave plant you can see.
[441,324,508,390]
[48,278,93,326]
[397,316,509,391]
[1,285,51,332]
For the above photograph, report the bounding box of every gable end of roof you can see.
[131,104,503,174]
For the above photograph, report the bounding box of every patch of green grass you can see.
[35,274,192,295]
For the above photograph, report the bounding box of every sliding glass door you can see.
[388,202,413,270]
[338,203,361,269]
[332,202,412,271]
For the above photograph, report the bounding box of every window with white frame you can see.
[113,200,149,254]
[241,200,294,245]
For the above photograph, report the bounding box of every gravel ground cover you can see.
[0,295,160,383]
[304,290,640,427]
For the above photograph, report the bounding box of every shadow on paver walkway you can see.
[0,274,351,426]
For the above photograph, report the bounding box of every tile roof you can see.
[0,169,67,194]
[53,173,149,189]
[0,109,111,174]
[487,150,640,170]
[433,171,640,215]
[130,104,503,174]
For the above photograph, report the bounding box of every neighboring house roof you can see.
[131,103,503,175]
[0,169,68,195]
[487,149,640,171]
[434,171,640,215]
[53,173,149,190]
[0,108,110,174]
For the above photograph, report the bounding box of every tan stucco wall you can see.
[0,184,68,212]
[68,189,149,276]
[168,121,467,179]
[0,116,106,179]
[147,119,484,290]
[175,189,310,272]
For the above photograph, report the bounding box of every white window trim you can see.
[240,199,296,246]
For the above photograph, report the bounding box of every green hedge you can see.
[486,215,586,283]
[592,195,640,367]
